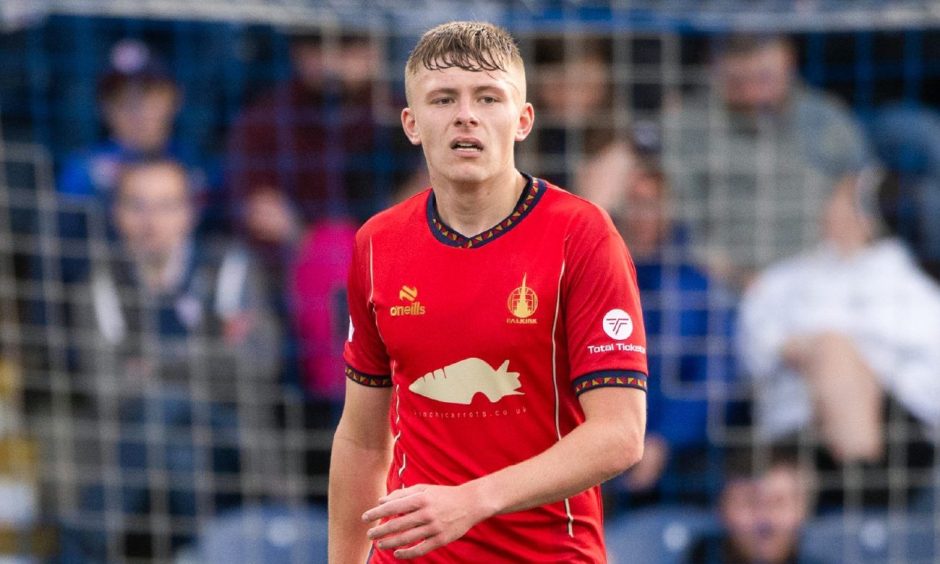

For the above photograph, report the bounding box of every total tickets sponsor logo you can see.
[390,284,426,317]
[603,308,633,340]
[587,343,647,355]
[588,308,645,355]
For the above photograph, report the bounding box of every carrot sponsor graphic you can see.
[409,358,523,404]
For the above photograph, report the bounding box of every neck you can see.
[431,169,527,237]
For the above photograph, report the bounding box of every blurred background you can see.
[1,1,939,562]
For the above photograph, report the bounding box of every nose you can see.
[454,98,478,127]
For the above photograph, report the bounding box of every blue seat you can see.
[605,506,720,564]
[800,510,938,564]
[194,504,328,564]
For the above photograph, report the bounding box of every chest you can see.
[368,229,568,375]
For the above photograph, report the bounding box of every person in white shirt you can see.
[737,169,940,506]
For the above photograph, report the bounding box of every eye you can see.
[480,96,498,104]
[431,97,453,106]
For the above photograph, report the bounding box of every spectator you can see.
[290,218,356,410]
[58,158,281,562]
[527,35,617,188]
[737,170,940,507]
[663,33,869,289]
[577,139,736,508]
[225,27,416,392]
[687,446,819,564]
[58,40,186,202]
[226,27,410,258]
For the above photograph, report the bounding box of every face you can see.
[620,172,669,257]
[114,163,193,261]
[401,63,534,188]
[719,42,794,113]
[103,83,179,153]
[537,55,609,120]
[292,39,378,93]
[722,467,809,564]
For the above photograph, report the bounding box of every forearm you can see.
[469,416,643,517]
[328,433,392,564]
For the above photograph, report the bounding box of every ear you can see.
[515,102,535,142]
[401,107,422,146]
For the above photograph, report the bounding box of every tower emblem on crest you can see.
[507,273,538,319]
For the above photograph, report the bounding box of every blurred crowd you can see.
[1,25,939,563]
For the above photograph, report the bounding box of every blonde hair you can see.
[404,21,524,98]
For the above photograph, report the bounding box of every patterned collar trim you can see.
[426,174,546,249]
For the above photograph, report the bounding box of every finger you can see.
[367,512,430,540]
[378,484,428,503]
[362,493,425,523]
[375,524,436,550]
[393,537,444,560]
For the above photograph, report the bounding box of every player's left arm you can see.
[361,386,645,559]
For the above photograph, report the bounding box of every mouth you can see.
[450,138,483,153]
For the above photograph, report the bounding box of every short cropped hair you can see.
[405,21,524,86]
[115,158,192,202]
[721,443,816,500]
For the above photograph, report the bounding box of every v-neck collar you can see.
[426,173,546,249]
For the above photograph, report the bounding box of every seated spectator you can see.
[577,139,736,508]
[226,27,411,258]
[688,445,819,564]
[57,158,281,562]
[526,34,617,188]
[58,40,186,201]
[737,170,940,507]
[663,33,869,289]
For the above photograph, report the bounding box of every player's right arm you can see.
[330,231,394,563]
[328,381,393,564]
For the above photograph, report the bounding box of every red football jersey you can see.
[344,175,648,563]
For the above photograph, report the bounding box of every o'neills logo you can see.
[391,285,426,316]
[390,302,426,316]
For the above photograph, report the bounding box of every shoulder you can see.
[743,248,823,302]
[792,83,860,126]
[355,189,430,245]
[871,239,940,292]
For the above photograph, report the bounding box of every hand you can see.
[361,483,492,559]
[781,335,814,371]
[222,312,254,346]
[245,189,301,244]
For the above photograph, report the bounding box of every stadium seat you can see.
[800,510,938,564]
[605,506,720,564]
[187,504,328,563]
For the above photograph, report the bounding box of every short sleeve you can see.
[342,232,392,387]
[564,207,648,396]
